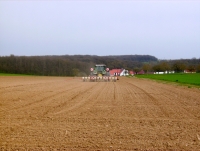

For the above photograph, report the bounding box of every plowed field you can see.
[0,76,200,151]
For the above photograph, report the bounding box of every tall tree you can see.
[142,64,151,73]
[172,61,186,73]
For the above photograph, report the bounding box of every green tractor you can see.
[90,64,110,77]
[82,64,117,82]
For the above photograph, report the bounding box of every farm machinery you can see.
[82,64,117,82]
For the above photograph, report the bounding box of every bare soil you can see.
[0,76,200,151]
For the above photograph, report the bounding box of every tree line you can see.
[141,59,200,74]
[0,55,199,76]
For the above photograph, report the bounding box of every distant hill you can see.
[104,55,158,62]
[1,55,199,76]
[0,55,158,76]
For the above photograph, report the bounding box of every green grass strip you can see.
[135,73,200,86]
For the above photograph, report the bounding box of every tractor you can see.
[82,64,117,82]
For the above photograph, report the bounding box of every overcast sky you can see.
[0,0,199,59]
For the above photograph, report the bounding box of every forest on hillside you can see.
[0,55,199,76]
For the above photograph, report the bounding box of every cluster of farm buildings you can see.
[109,68,196,76]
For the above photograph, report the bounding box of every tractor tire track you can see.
[125,78,199,120]
[125,81,170,118]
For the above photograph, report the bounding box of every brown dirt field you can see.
[0,76,200,151]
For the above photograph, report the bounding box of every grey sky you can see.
[0,0,199,59]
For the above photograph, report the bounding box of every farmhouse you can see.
[184,70,196,73]
[110,69,146,76]
[109,69,129,76]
